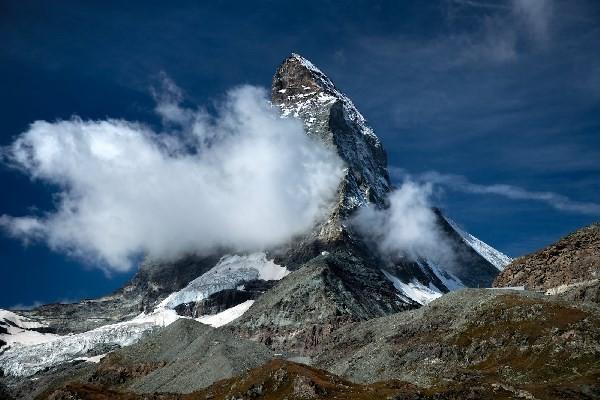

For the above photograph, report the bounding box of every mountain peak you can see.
[271,53,390,214]
[272,53,338,96]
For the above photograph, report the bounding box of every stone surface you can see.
[494,222,600,291]
[314,288,600,393]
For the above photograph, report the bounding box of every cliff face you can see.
[269,54,392,268]
[494,222,600,291]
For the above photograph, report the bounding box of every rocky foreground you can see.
[2,287,597,400]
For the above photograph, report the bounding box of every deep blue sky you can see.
[1,0,599,308]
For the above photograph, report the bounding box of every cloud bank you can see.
[352,181,456,267]
[0,84,344,272]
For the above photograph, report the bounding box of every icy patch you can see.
[74,353,107,363]
[0,309,59,347]
[196,300,254,328]
[158,253,288,310]
[0,309,179,377]
[425,262,465,291]
[382,270,442,305]
[444,217,512,270]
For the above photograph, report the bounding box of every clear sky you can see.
[1,0,599,308]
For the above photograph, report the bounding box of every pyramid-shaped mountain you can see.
[2,54,511,370]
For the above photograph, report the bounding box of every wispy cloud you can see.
[352,181,456,267]
[445,0,554,63]
[393,169,600,216]
[511,0,553,44]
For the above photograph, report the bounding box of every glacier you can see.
[0,252,287,377]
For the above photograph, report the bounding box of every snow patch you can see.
[196,300,255,328]
[74,353,107,363]
[0,309,59,347]
[0,309,46,329]
[444,217,512,270]
[424,261,465,291]
[382,270,442,305]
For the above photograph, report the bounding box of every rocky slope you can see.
[41,359,521,400]
[90,319,274,394]
[494,222,600,291]
[28,289,600,400]
[313,288,600,398]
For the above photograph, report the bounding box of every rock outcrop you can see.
[494,222,600,291]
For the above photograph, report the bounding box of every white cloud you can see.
[352,181,456,267]
[0,84,344,272]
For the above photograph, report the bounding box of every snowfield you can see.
[0,310,59,347]
[383,270,443,305]
[196,300,255,327]
[0,253,287,377]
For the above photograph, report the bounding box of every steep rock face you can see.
[272,54,390,210]
[231,251,412,354]
[494,222,600,291]
[270,54,391,267]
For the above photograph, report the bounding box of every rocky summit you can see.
[1,54,598,400]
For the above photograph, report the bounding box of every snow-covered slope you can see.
[0,309,58,347]
[0,253,287,377]
[382,261,466,305]
[0,309,179,377]
[196,300,255,327]
[444,217,512,270]
[158,253,289,310]
[382,270,442,305]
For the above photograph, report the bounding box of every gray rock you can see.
[92,318,274,394]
